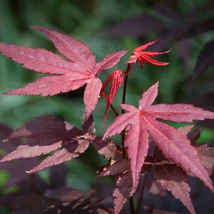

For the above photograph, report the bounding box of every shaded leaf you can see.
[91,137,123,161]
[113,172,134,214]
[0,115,93,173]
[44,187,83,200]
[155,165,195,214]
[145,174,166,197]
[1,115,81,161]
[27,138,89,173]
[98,159,129,177]
[12,191,108,214]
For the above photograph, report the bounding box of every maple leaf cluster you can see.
[0,27,214,214]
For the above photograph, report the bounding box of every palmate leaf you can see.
[0,115,94,173]
[0,27,127,118]
[103,82,214,194]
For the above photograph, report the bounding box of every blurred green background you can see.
[0,0,213,211]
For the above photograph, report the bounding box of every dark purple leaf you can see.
[113,172,134,214]
[155,165,195,214]
[98,159,129,177]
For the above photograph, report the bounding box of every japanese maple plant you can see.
[0,27,214,214]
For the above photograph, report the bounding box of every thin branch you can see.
[121,63,135,214]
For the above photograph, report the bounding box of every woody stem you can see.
[122,63,132,108]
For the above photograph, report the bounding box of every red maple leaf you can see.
[103,82,214,192]
[127,40,170,67]
[0,27,127,118]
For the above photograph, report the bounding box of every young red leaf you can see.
[101,70,124,123]
[103,81,214,193]
[127,40,170,67]
[155,165,195,214]
[0,27,127,118]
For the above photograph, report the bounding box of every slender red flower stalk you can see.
[100,70,123,123]
[127,40,171,67]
